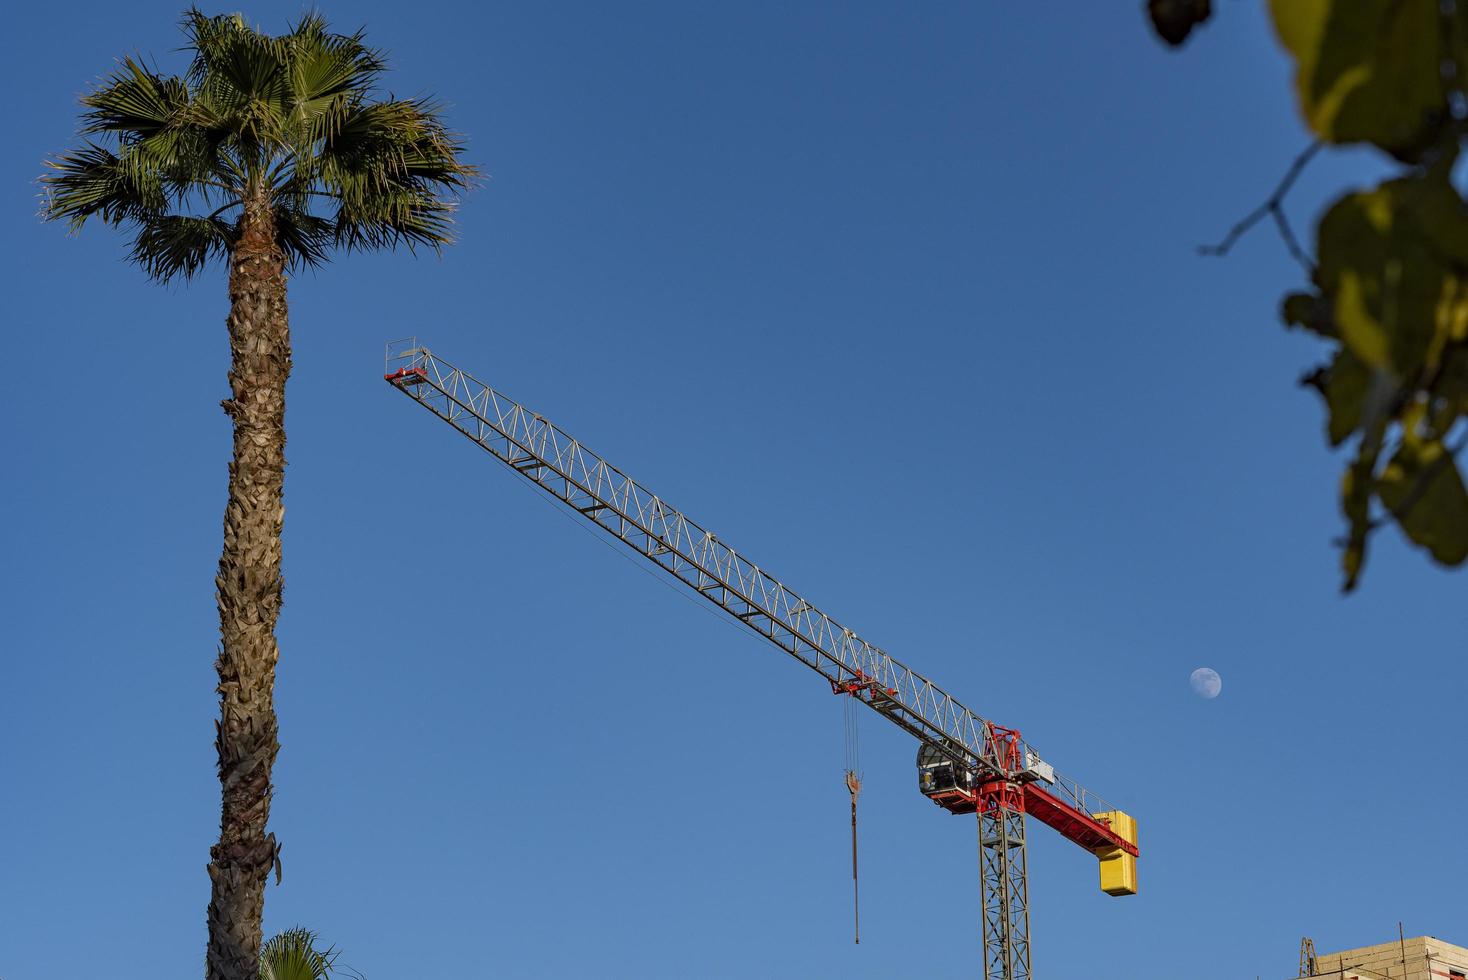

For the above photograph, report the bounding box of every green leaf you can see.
[1314,173,1468,379]
[1378,438,1468,567]
[1339,438,1380,591]
[1301,348,1369,446]
[1268,0,1446,158]
[1280,290,1335,338]
[1436,346,1468,424]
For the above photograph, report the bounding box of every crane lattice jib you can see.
[383,341,1130,834]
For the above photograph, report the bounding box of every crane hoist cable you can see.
[843,695,862,945]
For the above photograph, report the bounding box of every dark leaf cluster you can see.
[1146,0,1212,48]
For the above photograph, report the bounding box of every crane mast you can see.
[384,340,1138,979]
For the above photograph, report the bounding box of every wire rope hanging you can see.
[843,693,862,945]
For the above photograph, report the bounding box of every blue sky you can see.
[4,3,1464,978]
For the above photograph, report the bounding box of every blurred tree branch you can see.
[1198,142,1321,273]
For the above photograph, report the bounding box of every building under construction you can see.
[1296,936,1468,980]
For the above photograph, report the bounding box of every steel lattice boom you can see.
[384,339,1138,978]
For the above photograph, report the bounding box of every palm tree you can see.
[260,927,357,980]
[41,10,475,979]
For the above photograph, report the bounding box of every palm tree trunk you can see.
[206,196,289,980]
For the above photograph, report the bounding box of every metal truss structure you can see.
[982,801,1031,980]
[384,339,1137,978]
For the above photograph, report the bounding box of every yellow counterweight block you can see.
[1089,810,1138,896]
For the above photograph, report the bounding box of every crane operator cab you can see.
[916,743,980,814]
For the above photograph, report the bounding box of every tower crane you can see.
[384,340,1139,979]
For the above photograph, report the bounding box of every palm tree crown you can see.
[42,7,475,279]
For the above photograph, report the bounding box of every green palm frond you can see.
[274,202,334,269]
[335,192,459,253]
[43,142,167,230]
[183,8,294,151]
[259,927,340,980]
[314,97,476,251]
[44,7,476,281]
[129,213,234,281]
[80,57,190,140]
[283,13,384,118]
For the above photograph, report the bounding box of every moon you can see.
[1190,667,1222,699]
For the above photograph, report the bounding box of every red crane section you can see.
[1023,785,1139,857]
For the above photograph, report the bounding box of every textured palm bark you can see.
[205,197,289,980]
